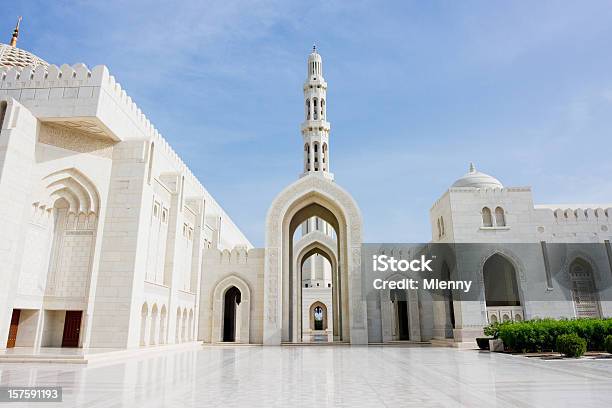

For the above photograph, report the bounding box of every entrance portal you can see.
[264,176,367,345]
[223,286,241,342]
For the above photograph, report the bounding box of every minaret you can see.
[301,45,333,180]
[9,16,22,47]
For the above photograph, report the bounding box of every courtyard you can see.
[0,345,611,407]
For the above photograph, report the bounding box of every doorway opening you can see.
[6,309,20,348]
[223,286,242,342]
[391,290,409,340]
[61,310,82,348]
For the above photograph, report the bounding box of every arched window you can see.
[306,99,311,120]
[483,254,520,307]
[321,99,325,119]
[313,98,319,120]
[482,207,492,227]
[436,218,441,239]
[495,207,506,227]
[440,216,445,236]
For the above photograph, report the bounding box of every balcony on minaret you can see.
[301,120,330,133]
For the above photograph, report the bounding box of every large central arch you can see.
[264,175,367,345]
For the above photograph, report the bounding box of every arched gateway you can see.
[264,176,367,344]
[263,46,367,345]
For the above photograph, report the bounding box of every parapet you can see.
[203,247,265,265]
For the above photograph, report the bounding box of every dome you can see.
[0,43,48,68]
[451,163,503,189]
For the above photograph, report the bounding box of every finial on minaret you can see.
[9,16,22,47]
[469,162,476,173]
[312,43,316,53]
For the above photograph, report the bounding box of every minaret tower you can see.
[301,45,333,180]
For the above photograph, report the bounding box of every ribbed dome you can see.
[308,50,321,61]
[0,43,48,68]
[451,163,503,189]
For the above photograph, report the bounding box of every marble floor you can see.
[1,345,611,408]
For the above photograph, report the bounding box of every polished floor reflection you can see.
[1,345,611,407]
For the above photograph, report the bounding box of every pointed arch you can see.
[309,301,328,330]
[39,168,100,214]
[264,175,365,344]
[568,257,600,318]
[481,252,524,323]
[212,275,251,343]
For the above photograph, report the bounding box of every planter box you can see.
[476,337,492,350]
[489,339,504,352]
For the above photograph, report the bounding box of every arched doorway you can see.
[211,275,251,343]
[223,286,241,342]
[295,233,337,342]
[264,176,366,345]
[482,253,523,323]
[309,302,328,331]
[569,258,600,318]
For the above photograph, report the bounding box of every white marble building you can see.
[0,24,251,351]
[1,20,611,352]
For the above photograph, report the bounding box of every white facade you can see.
[0,42,250,351]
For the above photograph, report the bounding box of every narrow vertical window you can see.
[495,207,506,227]
[482,207,492,227]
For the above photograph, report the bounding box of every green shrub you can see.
[556,333,586,357]
[604,335,612,354]
[483,322,499,338]
[495,318,612,353]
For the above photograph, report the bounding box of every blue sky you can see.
[4,1,612,246]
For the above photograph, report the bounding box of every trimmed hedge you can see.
[556,334,586,357]
[605,335,612,354]
[484,318,612,353]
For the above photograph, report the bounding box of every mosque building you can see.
[1,19,610,351]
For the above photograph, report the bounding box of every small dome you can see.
[0,43,48,68]
[451,163,503,189]
[308,44,322,61]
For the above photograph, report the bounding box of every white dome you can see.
[451,163,503,189]
[308,47,322,61]
[0,43,48,68]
